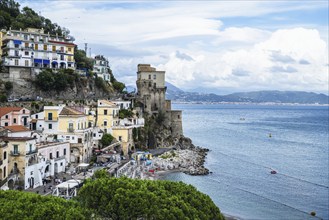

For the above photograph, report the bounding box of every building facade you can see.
[0,107,30,127]
[93,55,111,82]
[1,28,75,70]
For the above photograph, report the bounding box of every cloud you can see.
[231,68,250,77]
[299,59,311,65]
[270,65,298,73]
[270,51,295,63]
[175,51,194,61]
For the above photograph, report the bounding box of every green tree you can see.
[112,81,125,92]
[77,177,224,220]
[35,69,55,91]
[74,49,94,71]
[0,190,92,219]
[119,109,134,119]
[100,133,114,147]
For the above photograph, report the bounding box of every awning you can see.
[13,40,22,44]
[34,59,42,64]
[43,59,50,64]
[52,61,58,64]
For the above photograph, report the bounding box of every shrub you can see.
[4,81,13,90]
[100,133,114,147]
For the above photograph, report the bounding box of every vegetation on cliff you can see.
[0,0,67,36]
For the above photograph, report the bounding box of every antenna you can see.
[84,43,88,55]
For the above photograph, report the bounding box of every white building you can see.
[93,55,111,82]
[1,28,75,70]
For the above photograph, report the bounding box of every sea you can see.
[162,103,329,220]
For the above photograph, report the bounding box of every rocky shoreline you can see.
[153,136,210,176]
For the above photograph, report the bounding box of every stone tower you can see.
[136,64,183,138]
[136,64,166,114]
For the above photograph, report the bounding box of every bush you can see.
[0,94,7,102]
[4,81,13,90]
[112,81,125,92]
[100,133,114,147]
[119,109,134,119]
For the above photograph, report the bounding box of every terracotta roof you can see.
[0,107,23,117]
[5,125,30,132]
[1,136,34,141]
[59,106,84,116]
[98,100,117,107]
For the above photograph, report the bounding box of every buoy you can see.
[310,211,316,216]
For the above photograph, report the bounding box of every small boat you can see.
[269,133,272,138]
[270,170,277,174]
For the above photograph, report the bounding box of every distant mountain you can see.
[166,83,329,104]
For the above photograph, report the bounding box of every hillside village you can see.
[0,2,207,197]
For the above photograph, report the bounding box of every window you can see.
[25,51,29,56]
[29,144,32,153]
[14,44,19,48]
[13,145,18,154]
[25,60,29,66]
[60,47,64,52]
[14,50,19,56]
[78,138,82,143]
[56,151,59,158]
[13,118,17,124]
[153,74,156,79]
[35,44,38,50]
[25,42,29,48]
[68,47,72,52]
[104,110,107,115]
[43,45,47,50]
[93,133,96,137]
[5,115,8,119]
[23,110,25,114]
[119,136,122,141]
[104,121,107,126]
[49,153,53,159]
[48,123,52,129]
[35,115,38,119]
[4,122,8,126]
[64,148,66,155]
[60,55,64,60]
[60,162,63,166]
[52,45,56,51]
[148,74,151,79]
[4,151,7,160]
[15,59,19,65]
[178,114,180,119]
[48,112,53,120]
[24,35,28,40]
[68,63,71,67]
[69,123,73,131]
[104,129,107,133]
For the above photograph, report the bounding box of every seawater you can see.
[162,104,329,220]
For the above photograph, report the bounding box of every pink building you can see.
[0,107,30,127]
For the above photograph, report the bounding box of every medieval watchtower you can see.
[136,64,166,114]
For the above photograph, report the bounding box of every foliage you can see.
[119,109,134,119]
[0,190,91,219]
[100,133,114,147]
[155,110,166,125]
[4,81,13,90]
[112,81,125,92]
[0,93,7,102]
[0,0,67,35]
[95,76,107,91]
[35,69,78,92]
[77,177,224,220]
[74,49,94,71]
[93,169,111,179]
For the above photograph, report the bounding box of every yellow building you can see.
[58,107,93,163]
[112,126,134,156]
[97,100,120,134]
[4,137,38,189]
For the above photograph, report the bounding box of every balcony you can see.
[10,151,20,156]
[44,117,58,121]
[26,149,38,155]
[67,128,74,133]
[54,156,66,161]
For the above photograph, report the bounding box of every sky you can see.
[18,0,329,95]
